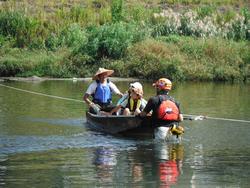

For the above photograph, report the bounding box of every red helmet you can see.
[153,78,172,90]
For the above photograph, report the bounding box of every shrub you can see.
[67,53,94,77]
[111,0,123,22]
[99,58,128,77]
[126,39,185,80]
[213,66,242,82]
[0,11,39,48]
[60,23,88,48]
[76,22,147,60]
[0,58,29,76]
[196,5,216,19]
[0,35,5,47]
[156,35,181,44]
[151,8,249,40]
[45,33,61,51]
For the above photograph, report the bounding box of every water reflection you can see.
[0,155,7,186]
[91,143,184,187]
[154,143,184,187]
[93,147,117,184]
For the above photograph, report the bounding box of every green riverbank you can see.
[0,0,249,82]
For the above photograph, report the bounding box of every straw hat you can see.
[92,68,114,80]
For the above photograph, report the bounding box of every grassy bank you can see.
[0,0,249,82]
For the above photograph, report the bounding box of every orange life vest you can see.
[157,96,179,121]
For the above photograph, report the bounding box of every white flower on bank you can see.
[152,9,248,40]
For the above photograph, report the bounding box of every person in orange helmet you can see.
[139,78,183,140]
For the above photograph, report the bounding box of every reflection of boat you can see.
[86,112,154,138]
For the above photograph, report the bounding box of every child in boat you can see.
[105,82,147,116]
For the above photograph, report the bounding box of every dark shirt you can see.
[143,94,181,127]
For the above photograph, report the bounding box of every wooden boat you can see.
[86,112,154,138]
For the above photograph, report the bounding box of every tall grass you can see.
[0,0,249,81]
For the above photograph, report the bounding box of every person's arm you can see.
[108,105,122,115]
[83,93,94,106]
[179,114,183,122]
[83,82,96,106]
[175,100,183,122]
[110,82,123,97]
[117,93,129,105]
[139,98,154,117]
[109,97,128,115]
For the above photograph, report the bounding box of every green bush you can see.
[76,22,146,60]
[45,24,88,51]
[241,8,250,40]
[0,58,27,76]
[67,53,93,77]
[213,66,242,82]
[111,0,123,22]
[60,24,88,48]
[196,5,216,19]
[0,11,39,48]
[126,39,185,80]
[0,35,5,47]
[99,58,128,77]
[45,33,61,51]
[156,35,181,44]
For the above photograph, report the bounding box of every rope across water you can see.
[1,83,249,124]
[0,83,84,103]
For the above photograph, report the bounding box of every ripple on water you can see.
[0,130,150,155]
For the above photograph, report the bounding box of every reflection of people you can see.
[107,82,147,115]
[132,164,143,182]
[139,78,184,140]
[83,67,123,113]
[155,143,184,188]
[93,147,117,166]
[93,147,117,183]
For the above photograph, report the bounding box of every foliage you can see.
[111,0,123,23]
[0,1,249,82]
[124,37,249,82]
[152,8,249,40]
[75,22,147,59]
[126,39,185,81]
[0,11,40,48]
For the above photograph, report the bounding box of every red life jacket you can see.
[157,96,179,121]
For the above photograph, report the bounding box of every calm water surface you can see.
[0,80,250,187]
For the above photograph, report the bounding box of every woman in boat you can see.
[105,83,147,116]
[139,78,184,140]
[83,67,123,113]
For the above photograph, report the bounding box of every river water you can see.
[0,79,249,187]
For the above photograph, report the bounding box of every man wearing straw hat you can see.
[83,67,123,113]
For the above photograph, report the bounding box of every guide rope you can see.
[0,83,84,103]
[1,83,249,123]
[183,114,250,123]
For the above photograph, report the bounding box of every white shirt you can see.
[85,80,121,95]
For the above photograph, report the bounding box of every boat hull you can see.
[86,112,154,138]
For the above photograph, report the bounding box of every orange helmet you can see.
[153,78,172,90]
